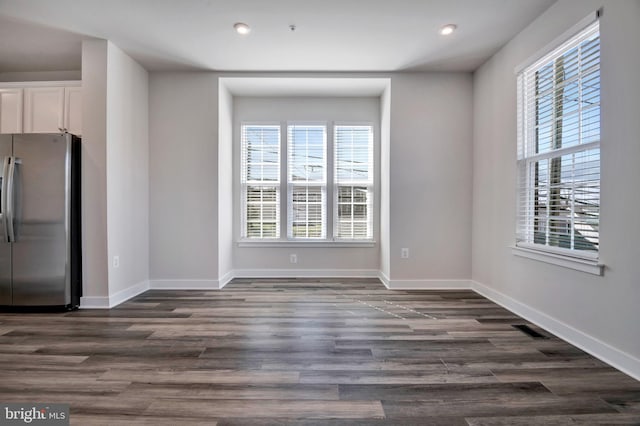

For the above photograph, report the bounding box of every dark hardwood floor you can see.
[0,278,638,425]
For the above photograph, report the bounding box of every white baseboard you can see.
[383,277,472,290]
[232,269,379,278]
[218,270,235,289]
[79,296,110,309]
[149,279,221,290]
[109,280,150,307]
[378,271,471,290]
[471,280,640,381]
[377,270,391,287]
[80,280,149,309]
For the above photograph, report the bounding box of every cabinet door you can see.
[64,86,82,136]
[0,88,23,133]
[23,87,64,133]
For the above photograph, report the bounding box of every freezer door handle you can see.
[1,156,8,243]
[6,157,16,243]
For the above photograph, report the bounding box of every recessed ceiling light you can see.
[234,22,251,35]
[440,24,457,35]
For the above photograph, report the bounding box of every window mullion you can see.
[570,153,576,249]
[282,121,288,240]
[326,123,333,241]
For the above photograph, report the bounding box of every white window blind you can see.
[516,20,600,257]
[241,124,280,239]
[287,124,327,239]
[334,125,374,239]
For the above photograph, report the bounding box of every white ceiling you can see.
[0,0,556,73]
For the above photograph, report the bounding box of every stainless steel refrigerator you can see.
[0,133,82,309]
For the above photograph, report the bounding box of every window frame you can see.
[513,16,603,275]
[240,122,282,240]
[238,121,376,246]
[333,123,375,241]
[286,122,328,240]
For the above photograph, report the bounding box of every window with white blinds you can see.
[241,125,280,239]
[516,20,600,258]
[240,122,374,242]
[334,125,374,239]
[287,125,327,239]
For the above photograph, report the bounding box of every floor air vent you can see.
[512,324,549,339]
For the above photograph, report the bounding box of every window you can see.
[241,125,280,238]
[287,125,327,239]
[516,20,600,259]
[335,125,374,239]
[240,122,375,242]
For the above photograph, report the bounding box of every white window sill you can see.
[511,244,603,276]
[237,240,376,248]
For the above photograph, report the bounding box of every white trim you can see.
[237,240,375,248]
[108,281,150,307]
[515,18,602,259]
[514,11,599,74]
[512,245,603,276]
[0,80,81,88]
[515,242,598,261]
[240,123,282,240]
[232,269,379,278]
[377,270,391,288]
[471,280,640,381]
[383,279,471,290]
[286,123,328,240]
[79,296,110,309]
[79,271,380,308]
[220,77,390,98]
[520,140,600,164]
[333,124,375,241]
[80,280,150,309]
[376,271,471,291]
[218,270,235,288]
[149,279,221,290]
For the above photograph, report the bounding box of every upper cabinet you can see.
[64,86,82,136]
[23,87,65,133]
[0,88,24,133]
[0,82,82,136]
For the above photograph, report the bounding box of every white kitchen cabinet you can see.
[0,82,82,135]
[0,88,23,133]
[64,86,82,136]
[23,87,65,133]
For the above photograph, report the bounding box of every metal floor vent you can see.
[512,324,549,339]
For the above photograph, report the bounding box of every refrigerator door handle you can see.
[1,156,9,243]
[6,157,16,243]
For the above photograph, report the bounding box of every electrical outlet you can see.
[290,254,297,264]
[113,255,120,268]
[401,248,409,259]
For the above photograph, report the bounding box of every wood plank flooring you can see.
[0,278,638,425]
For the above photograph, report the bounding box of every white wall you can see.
[218,82,234,283]
[472,0,640,376]
[231,96,381,274]
[148,72,219,285]
[379,84,391,280]
[80,40,150,306]
[106,42,149,297]
[80,40,109,299]
[388,73,474,285]
[148,72,474,285]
